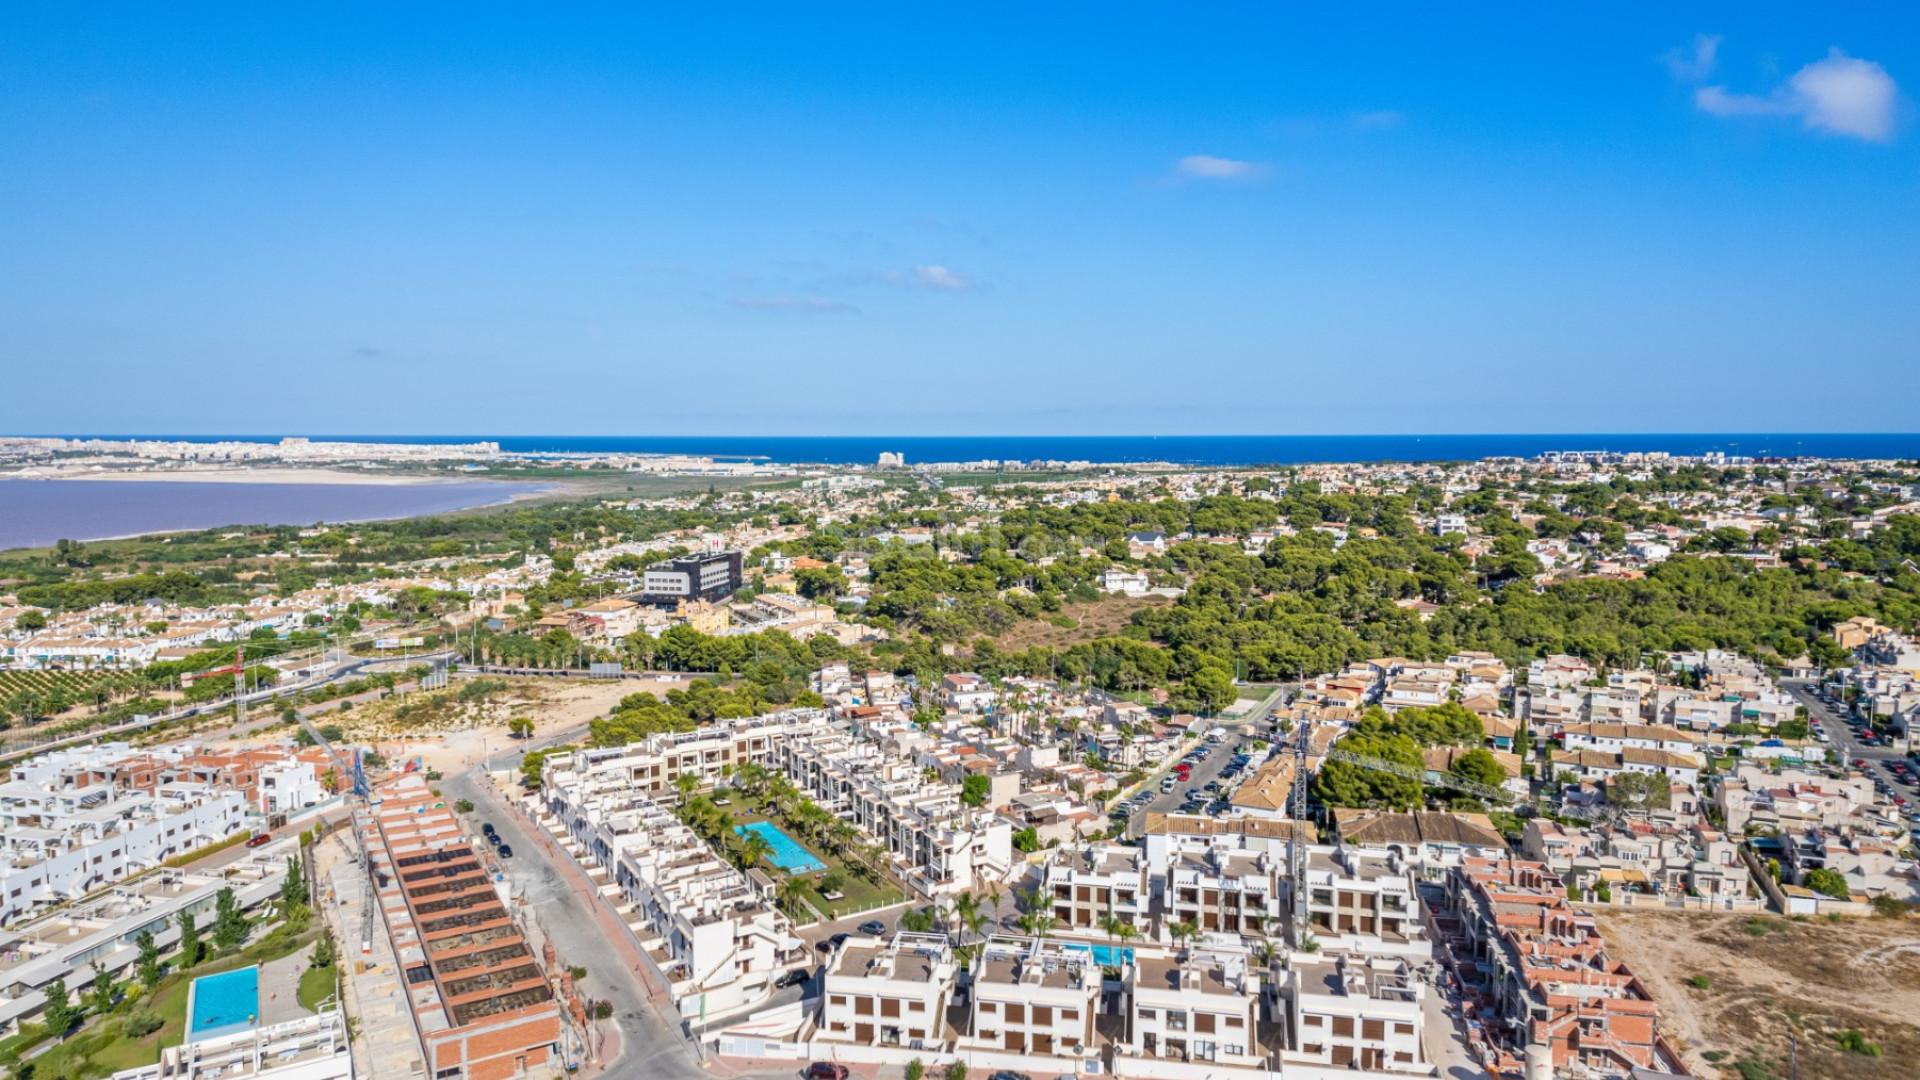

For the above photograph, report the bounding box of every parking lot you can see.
[1784,679,1920,825]
[1119,730,1256,838]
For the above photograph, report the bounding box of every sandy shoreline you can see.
[3,467,481,486]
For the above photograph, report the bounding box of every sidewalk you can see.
[472,774,675,1006]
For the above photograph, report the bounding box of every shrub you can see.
[124,1010,163,1038]
[1688,974,1711,990]
[1831,1029,1880,1056]
[943,1064,966,1080]
[905,1060,925,1080]
[454,799,474,813]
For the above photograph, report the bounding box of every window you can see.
[1393,1022,1413,1035]
[830,995,846,1006]
[1005,1004,1025,1023]
[1195,1013,1216,1034]
[1362,1019,1385,1040]
[1302,1014,1324,1027]
[855,997,874,1016]
[1302,1044,1324,1056]
[980,1002,997,1013]
[1332,1016,1354,1037]
[881,999,901,1018]
[1165,1012,1187,1032]
[1138,1008,1157,1020]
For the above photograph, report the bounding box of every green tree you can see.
[213,886,247,950]
[508,716,535,739]
[281,855,307,907]
[1804,868,1852,899]
[960,774,991,807]
[88,960,115,1014]
[177,910,203,968]
[311,932,336,970]
[136,930,162,993]
[43,977,74,1038]
[1448,748,1509,790]
[1606,771,1673,813]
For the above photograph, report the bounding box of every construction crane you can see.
[188,644,248,724]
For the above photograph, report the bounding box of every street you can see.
[1781,678,1919,820]
[440,765,801,1080]
[1122,730,1251,839]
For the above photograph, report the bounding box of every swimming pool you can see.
[1061,942,1135,967]
[736,821,826,874]
[186,967,260,1043]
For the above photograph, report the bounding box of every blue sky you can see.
[1,5,1915,436]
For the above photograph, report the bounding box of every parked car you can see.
[990,1070,1033,1080]
[496,845,513,859]
[806,1064,850,1080]
[481,822,496,837]
[775,969,810,989]
[857,920,887,936]
[246,832,273,848]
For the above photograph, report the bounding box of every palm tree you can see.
[773,876,808,918]
[736,831,774,872]
[673,773,699,806]
[1167,920,1199,951]
[1114,921,1142,950]
[1017,909,1059,939]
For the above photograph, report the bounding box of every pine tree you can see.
[212,887,247,951]
[43,977,74,1038]
[177,911,203,968]
[136,930,162,992]
[281,854,307,907]
[89,960,115,1014]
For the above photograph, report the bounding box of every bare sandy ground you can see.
[1597,909,1920,1079]
[35,467,472,486]
[320,675,692,773]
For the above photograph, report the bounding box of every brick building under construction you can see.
[360,774,563,1080]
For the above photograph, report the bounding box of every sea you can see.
[0,479,546,552]
[61,432,1920,466]
[8,432,1918,552]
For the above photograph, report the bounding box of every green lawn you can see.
[297,963,338,1011]
[723,808,903,920]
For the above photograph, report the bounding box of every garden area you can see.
[673,763,904,922]
[0,855,333,1080]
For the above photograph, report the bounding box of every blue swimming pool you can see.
[186,967,260,1042]
[737,821,826,874]
[1061,942,1136,967]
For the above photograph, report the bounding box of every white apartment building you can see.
[0,780,246,926]
[1123,948,1265,1068]
[537,770,805,1021]
[1286,954,1426,1073]
[817,932,956,1052]
[960,937,1101,1064]
[1042,844,1150,936]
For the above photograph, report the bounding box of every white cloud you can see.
[1175,154,1268,180]
[1693,47,1899,142]
[729,296,855,313]
[911,265,972,292]
[1791,50,1900,141]
[1664,34,1721,81]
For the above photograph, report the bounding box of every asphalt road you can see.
[1121,732,1249,839]
[1781,679,1919,817]
[443,766,807,1080]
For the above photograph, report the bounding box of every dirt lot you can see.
[995,594,1171,651]
[207,675,688,773]
[1597,909,1920,1079]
